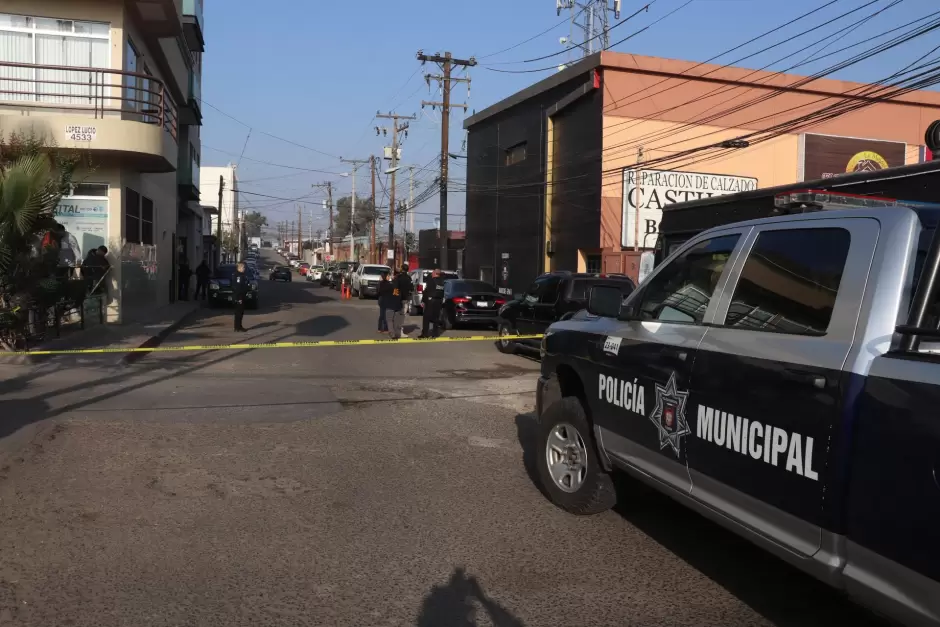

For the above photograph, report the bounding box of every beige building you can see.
[0,0,207,323]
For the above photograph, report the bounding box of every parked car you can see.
[497,272,636,355]
[307,265,324,282]
[532,189,940,627]
[269,266,292,282]
[297,262,311,276]
[407,268,460,315]
[209,264,259,309]
[351,264,391,299]
[320,266,336,286]
[439,279,505,329]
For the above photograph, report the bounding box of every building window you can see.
[0,13,109,104]
[141,196,154,245]
[585,254,601,274]
[125,188,140,244]
[124,38,141,113]
[504,142,527,166]
[724,228,850,336]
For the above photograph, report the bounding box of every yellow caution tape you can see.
[6,334,545,356]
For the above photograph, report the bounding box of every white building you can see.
[200,163,239,238]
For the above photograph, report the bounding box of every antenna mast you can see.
[556,0,621,66]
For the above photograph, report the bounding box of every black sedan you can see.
[210,265,260,309]
[269,266,292,282]
[440,279,506,329]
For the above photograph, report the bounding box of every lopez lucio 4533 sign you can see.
[597,370,819,481]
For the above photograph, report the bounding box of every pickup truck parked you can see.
[497,271,635,355]
[351,264,391,299]
[533,190,940,626]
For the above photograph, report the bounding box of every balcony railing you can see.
[0,61,179,141]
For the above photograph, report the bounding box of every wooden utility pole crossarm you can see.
[416,50,476,271]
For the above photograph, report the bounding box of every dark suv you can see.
[496,272,636,354]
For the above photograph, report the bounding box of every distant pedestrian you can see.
[419,268,445,338]
[232,261,249,332]
[195,260,211,300]
[377,270,392,334]
[178,259,192,301]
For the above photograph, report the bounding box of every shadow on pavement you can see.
[511,412,888,627]
[294,314,349,338]
[416,567,525,627]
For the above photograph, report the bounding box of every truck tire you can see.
[536,396,617,515]
[358,288,365,300]
[496,321,518,354]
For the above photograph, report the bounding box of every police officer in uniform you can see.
[419,268,445,338]
[232,261,249,332]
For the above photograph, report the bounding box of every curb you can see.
[119,306,199,366]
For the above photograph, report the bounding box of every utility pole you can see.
[216,174,224,264]
[417,50,476,271]
[408,165,415,256]
[341,158,371,263]
[312,182,334,261]
[370,155,377,264]
[297,205,302,260]
[376,111,416,268]
[290,220,295,255]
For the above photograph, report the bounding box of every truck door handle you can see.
[782,368,826,389]
[661,349,687,363]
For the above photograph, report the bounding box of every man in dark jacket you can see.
[232,261,249,332]
[178,259,193,301]
[194,261,211,301]
[377,270,392,334]
[419,268,445,339]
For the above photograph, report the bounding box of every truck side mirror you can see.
[587,285,622,318]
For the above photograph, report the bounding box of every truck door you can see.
[590,231,745,496]
[516,276,560,335]
[687,218,879,558]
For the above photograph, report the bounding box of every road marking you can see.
[6,334,545,356]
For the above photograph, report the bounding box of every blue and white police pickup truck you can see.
[534,190,940,626]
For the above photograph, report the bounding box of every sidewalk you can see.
[0,300,200,367]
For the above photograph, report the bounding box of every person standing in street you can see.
[194,260,211,301]
[419,268,445,338]
[178,259,193,301]
[232,261,249,332]
[377,270,392,334]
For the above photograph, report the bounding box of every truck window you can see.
[539,277,562,304]
[570,279,634,302]
[634,234,740,324]
[723,228,850,335]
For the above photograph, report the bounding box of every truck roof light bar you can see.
[774,190,900,213]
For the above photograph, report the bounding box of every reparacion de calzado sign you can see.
[622,168,757,248]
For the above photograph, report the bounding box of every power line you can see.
[202,144,349,175]
[197,97,342,159]
[483,2,655,66]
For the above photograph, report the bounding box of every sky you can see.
[199,0,940,237]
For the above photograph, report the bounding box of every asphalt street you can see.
[0,251,889,627]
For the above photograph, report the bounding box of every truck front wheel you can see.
[536,396,616,515]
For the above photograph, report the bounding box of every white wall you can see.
[200,164,238,234]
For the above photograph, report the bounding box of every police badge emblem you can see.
[649,372,690,457]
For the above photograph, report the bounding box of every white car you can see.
[306,265,324,282]
[351,264,391,299]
